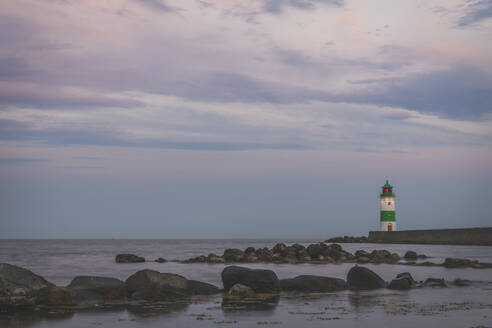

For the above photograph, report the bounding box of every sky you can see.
[0,0,491,239]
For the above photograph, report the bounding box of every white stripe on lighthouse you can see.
[380,221,397,231]
[380,197,395,211]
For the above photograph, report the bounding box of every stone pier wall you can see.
[368,227,492,246]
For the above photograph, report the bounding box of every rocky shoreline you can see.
[0,261,484,315]
[178,242,492,269]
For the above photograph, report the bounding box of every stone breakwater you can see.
[180,242,492,269]
[0,262,485,313]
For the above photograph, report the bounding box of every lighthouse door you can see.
[388,224,392,232]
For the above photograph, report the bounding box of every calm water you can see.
[1,239,492,327]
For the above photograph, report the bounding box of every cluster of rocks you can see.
[0,261,480,313]
[181,243,492,269]
[443,258,492,269]
[183,242,405,265]
[115,254,167,264]
[0,262,220,312]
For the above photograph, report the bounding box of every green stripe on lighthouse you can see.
[380,211,396,221]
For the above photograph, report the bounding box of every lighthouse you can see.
[380,180,396,231]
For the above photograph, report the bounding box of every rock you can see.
[355,250,370,258]
[221,266,280,294]
[0,263,54,307]
[245,253,259,263]
[291,243,306,251]
[67,276,127,304]
[389,253,401,263]
[154,257,166,263]
[115,254,145,263]
[280,275,347,292]
[404,251,418,260]
[307,243,327,259]
[223,249,244,262]
[296,249,311,262]
[125,270,193,301]
[424,278,446,288]
[415,261,437,266]
[36,286,77,306]
[387,273,414,290]
[453,278,471,287]
[357,256,370,263]
[396,272,415,284]
[256,248,273,262]
[222,283,279,310]
[187,280,221,295]
[244,247,256,255]
[443,258,476,268]
[370,250,391,262]
[346,266,386,290]
[207,253,224,264]
[272,243,287,255]
[126,270,189,298]
[226,284,255,298]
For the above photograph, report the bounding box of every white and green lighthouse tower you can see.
[380,180,396,231]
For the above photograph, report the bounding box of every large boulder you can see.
[67,276,127,305]
[187,280,221,295]
[36,286,77,306]
[221,266,280,293]
[223,249,245,262]
[0,263,54,307]
[125,270,190,300]
[115,254,145,263]
[280,275,347,293]
[346,266,386,290]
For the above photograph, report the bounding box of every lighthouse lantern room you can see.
[380,180,396,231]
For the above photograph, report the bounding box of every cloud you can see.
[0,82,142,109]
[263,0,343,14]
[349,65,492,119]
[457,0,492,27]
[0,118,308,151]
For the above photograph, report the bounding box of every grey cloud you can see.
[138,0,174,12]
[0,118,308,151]
[457,0,492,27]
[381,111,415,120]
[348,65,492,119]
[264,0,343,14]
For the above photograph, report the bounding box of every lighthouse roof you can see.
[383,179,392,188]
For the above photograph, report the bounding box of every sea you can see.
[1,239,492,328]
